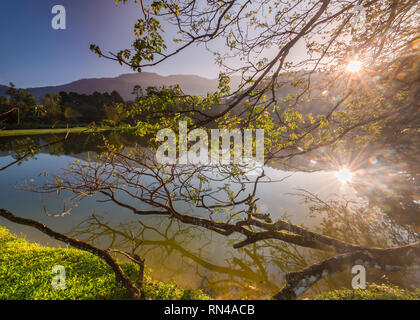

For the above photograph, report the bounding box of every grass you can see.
[2,226,418,300]
[0,226,210,300]
[313,283,420,300]
[0,127,110,137]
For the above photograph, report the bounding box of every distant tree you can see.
[59,90,125,123]
[41,93,63,122]
[63,106,82,122]
[110,90,124,103]
[3,83,41,125]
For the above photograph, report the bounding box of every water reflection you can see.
[0,132,417,298]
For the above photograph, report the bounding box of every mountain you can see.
[0,72,335,117]
[0,72,242,101]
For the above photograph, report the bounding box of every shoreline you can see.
[0,127,111,137]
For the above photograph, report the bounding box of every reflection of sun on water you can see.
[335,168,352,183]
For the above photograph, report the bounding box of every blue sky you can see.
[0,0,218,88]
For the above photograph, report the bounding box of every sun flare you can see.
[346,60,362,73]
[335,168,353,183]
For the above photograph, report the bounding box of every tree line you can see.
[0,83,124,129]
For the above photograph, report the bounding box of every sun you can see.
[335,168,352,183]
[346,60,362,73]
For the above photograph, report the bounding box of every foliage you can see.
[60,90,124,123]
[313,283,420,300]
[0,226,210,300]
[0,86,125,129]
[0,83,41,126]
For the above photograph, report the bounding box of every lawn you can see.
[0,127,109,137]
[0,226,210,300]
[313,283,420,300]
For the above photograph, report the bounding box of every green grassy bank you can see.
[0,226,418,300]
[0,226,209,300]
[312,284,420,300]
[0,127,110,137]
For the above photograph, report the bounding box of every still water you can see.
[0,132,383,299]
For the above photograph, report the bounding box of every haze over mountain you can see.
[0,72,242,101]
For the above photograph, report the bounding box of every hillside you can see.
[0,72,242,101]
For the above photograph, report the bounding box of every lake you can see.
[0,132,414,299]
